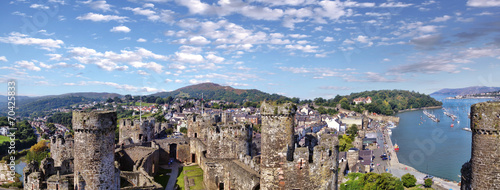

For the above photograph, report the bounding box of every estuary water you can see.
[391,96,492,182]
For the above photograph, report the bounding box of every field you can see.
[0,135,10,143]
[176,165,204,190]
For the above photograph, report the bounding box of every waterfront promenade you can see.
[383,128,460,190]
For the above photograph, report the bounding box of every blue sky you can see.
[1,0,500,99]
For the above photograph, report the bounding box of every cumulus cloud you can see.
[110,25,131,33]
[40,62,85,69]
[174,52,204,63]
[0,32,64,51]
[30,4,49,9]
[431,15,451,22]
[323,37,335,42]
[379,2,413,7]
[80,0,112,12]
[285,44,318,53]
[137,38,147,42]
[76,13,128,22]
[0,56,7,62]
[66,46,166,72]
[206,54,225,63]
[319,86,351,90]
[123,7,175,23]
[467,0,500,7]
[16,60,41,71]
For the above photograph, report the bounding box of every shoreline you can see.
[397,106,442,113]
[383,128,460,190]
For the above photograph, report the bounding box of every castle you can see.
[461,101,500,190]
[24,102,340,189]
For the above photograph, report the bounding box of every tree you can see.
[155,97,165,105]
[401,173,417,188]
[424,178,433,188]
[179,127,187,134]
[347,124,358,136]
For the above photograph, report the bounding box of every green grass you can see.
[176,165,204,190]
[154,168,174,188]
[154,174,170,188]
[0,135,10,143]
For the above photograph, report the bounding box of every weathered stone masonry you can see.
[73,110,120,190]
[461,101,500,190]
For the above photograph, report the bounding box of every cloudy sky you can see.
[1,0,500,99]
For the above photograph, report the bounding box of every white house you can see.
[325,117,340,131]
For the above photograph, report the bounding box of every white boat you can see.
[388,129,392,136]
[462,128,472,132]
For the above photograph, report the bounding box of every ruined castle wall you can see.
[73,110,119,190]
[119,119,155,144]
[50,136,74,167]
[259,102,296,190]
[468,102,500,190]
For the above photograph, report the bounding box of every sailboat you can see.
[394,144,400,152]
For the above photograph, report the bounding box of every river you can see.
[391,96,492,182]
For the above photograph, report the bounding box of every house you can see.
[353,96,372,104]
[324,117,340,131]
[359,150,373,173]
[0,126,8,136]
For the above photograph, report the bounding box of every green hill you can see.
[151,83,290,103]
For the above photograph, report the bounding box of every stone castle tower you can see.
[73,111,119,190]
[259,102,296,190]
[461,101,500,190]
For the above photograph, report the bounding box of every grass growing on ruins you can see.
[176,165,204,190]
[154,168,172,188]
[0,135,9,143]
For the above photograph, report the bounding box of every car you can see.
[423,175,434,180]
[382,157,388,160]
[380,154,387,158]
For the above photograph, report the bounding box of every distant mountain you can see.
[151,82,289,103]
[430,86,500,96]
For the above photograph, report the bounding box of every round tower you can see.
[72,110,118,190]
[259,102,296,190]
[469,102,500,189]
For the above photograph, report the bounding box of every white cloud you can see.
[76,13,128,22]
[383,58,391,62]
[174,79,183,83]
[137,38,147,42]
[0,32,64,51]
[467,0,500,7]
[165,78,173,83]
[80,0,112,12]
[206,54,224,63]
[40,62,85,69]
[16,60,41,71]
[289,34,309,38]
[137,70,150,75]
[30,4,49,9]
[110,25,131,33]
[0,56,7,62]
[379,2,413,7]
[431,15,451,22]
[67,47,166,72]
[285,44,318,53]
[186,36,210,45]
[174,52,204,63]
[189,79,211,84]
[323,37,335,42]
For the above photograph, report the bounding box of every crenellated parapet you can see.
[461,101,500,190]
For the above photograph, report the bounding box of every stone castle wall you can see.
[73,110,119,190]
[119,118,155,144]
[462,102,500,190]
[50,135,74,168]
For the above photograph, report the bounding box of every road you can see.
[371,129,389,173]
[165,160,180,190]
